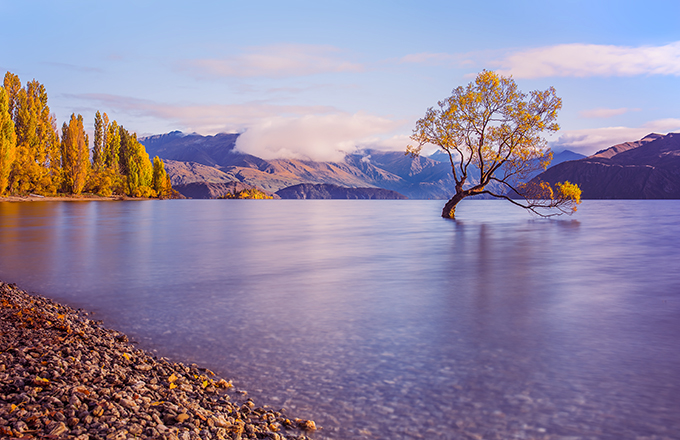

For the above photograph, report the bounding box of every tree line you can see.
[0,72,172,198]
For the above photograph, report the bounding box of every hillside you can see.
[276,183,407,199]
[532,133,680,199]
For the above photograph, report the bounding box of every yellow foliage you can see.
[132,185,157,198]
[407,70,568,218]
[556,181,582,211]
[220,188,273,199]
[0,86,16,195]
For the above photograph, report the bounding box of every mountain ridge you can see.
[139,132,588,199]
[531,132,680,199]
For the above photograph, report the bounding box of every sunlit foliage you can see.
[408,70,581,218]
[1,71,173,199]
[61,114,90,194]
[92,110,104,169]
[219,188,273,199]
[120,127,155,197]
[5,73,61,195]
[152,156,172,198]
[0,87,17,195]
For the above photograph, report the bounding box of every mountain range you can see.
[140,131,584,199]
[531,132,680,199]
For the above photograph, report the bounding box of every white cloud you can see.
[551,119,680,155]
[496,42,680,79]
[234,113,403,162]
[182,44,363,78]
[361,134,413,152]
[398,42,680,78]
[579,107,640,119]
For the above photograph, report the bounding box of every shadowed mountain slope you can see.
[532,133,680,199]
[276,183,407,199]
[173,182,279,199]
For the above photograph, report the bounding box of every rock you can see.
[119,398,137,408]
[128,423,143,435]
[13,420,28,433]
[48,421,68,436]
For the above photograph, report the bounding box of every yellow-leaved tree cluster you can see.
[0,72,173,198]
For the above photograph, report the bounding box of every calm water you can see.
[1,200,679,439]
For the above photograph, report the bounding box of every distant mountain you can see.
[552,149,586,165]
[428,148,585,167]
[139,133,463,198]
[276,183,407,199]
[531,133,680,199]
[138,132,587,200]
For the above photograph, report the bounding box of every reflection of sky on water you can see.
[1,199,679,439]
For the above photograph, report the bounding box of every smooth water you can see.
[1,200,679,439]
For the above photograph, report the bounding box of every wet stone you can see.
[0,281,317,440]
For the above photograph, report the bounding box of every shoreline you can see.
[0,195,152,203]
[0,281,317,440]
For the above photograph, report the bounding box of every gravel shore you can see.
[0,281,317,440]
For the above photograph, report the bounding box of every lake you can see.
[1,199,679,439]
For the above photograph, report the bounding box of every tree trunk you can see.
[441,192,465,219]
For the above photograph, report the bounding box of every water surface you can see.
[1,200,679,439]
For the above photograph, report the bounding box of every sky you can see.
[1,0,679,160]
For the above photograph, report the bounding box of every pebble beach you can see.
[0,281,317,440]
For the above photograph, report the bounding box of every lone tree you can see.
[408,70,581,219]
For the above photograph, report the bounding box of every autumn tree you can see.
[119,126,155,197]
[104,119,120,170]
[408,70,581,219]
[61,114,90,194]
[92,110,104,169]
[3,72,21,121]
[0,87,16,195]
[5,74,61,195]
[151,156,171,197]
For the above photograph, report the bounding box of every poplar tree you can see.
[3,72,21,122]
[0,87,17,195]
[152,156,170,197]
[6,75,60,195]
[104,120,120,170]
[61,114,90,194]
[119,126,154,196]
[93,111,104,169]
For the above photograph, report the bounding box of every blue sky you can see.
[2,0,679,159]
